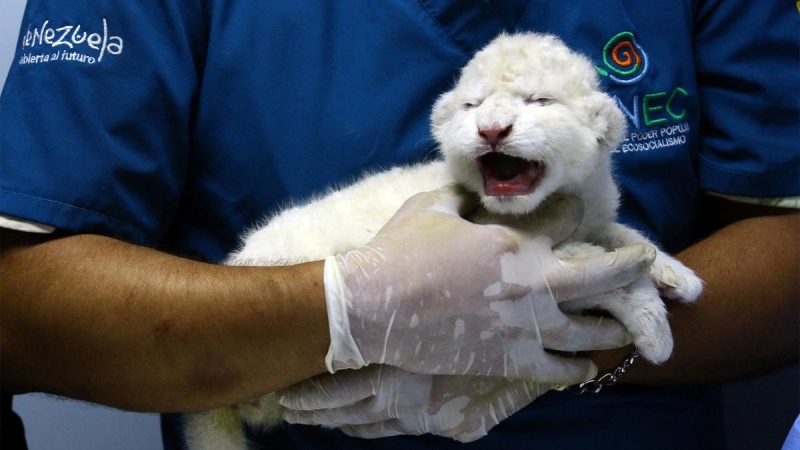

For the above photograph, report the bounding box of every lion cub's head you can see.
[432,33,626,215]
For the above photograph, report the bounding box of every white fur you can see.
[185,33,703,449]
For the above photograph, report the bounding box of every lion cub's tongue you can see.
[479,153,544,196]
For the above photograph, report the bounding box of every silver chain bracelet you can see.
[568,350,640,394]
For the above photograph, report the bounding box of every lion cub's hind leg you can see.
[185,408,248,450]
[184,395,283,450]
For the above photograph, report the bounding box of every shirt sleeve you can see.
[0,0,206,245]
[693,0,800,198]
[0,215,55,233]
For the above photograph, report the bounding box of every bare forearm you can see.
[0,231,329,412]
[594,210,800,384]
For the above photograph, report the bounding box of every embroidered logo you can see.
[18,18,124,66]
[595,32,692,154]
[595,32,648,85]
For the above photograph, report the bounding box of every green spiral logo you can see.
[596,32,649,85]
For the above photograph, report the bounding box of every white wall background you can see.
[1,1,797,450]
[0,0,25,84]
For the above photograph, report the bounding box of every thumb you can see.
[390,185,480,222]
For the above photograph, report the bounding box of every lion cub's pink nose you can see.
[478,125,513,146]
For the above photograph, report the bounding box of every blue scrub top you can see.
[1,1,798,449]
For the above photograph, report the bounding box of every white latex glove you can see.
[324,187,654,383]
[279,365,550,443]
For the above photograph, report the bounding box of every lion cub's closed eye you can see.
[183,33,703,450]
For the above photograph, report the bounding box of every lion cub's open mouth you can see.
[478,153,545,196]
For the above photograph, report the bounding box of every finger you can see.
[287,394,403,426]
[340,420,411,440]
[502,195,583,245]
[343,419,487,443]
[277,370,377,410]
[287,369,432,423]
[551,243,656,301]
[412,185,481,216]
[541,315,632,351]
[283,396,388,426]
[530,353,599,386]
[283,408,347,426]
[429,184,482,217]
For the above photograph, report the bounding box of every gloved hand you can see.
[279,365,551,443]
[324,186,655,383]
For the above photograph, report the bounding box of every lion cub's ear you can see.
[431,91,457,128]
[587,92,627,152]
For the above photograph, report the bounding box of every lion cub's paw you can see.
[650,252,704,303]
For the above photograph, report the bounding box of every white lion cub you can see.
[185,33,703,449]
